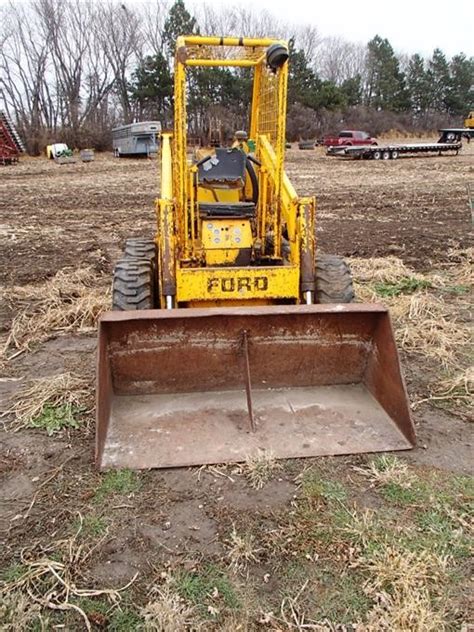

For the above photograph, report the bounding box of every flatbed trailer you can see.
[327,140,462,160]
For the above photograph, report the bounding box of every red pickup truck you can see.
[322,130,378,147]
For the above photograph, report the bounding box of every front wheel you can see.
[315,254,355,304]
[112,258,155,310]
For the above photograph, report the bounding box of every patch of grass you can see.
[1,563,27,583]
[175,565,240,617]
[244,449,281,489]
[380,481,425,505]
[28,403,83,436]
[440,284,470,295]
[107,607,141,631]
[374,276,432,297]
[411,509,471,559]
[300,470,347,503]
[95,469,140,500]
[74,514,108,538]
[313,569,371,624]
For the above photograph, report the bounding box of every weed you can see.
[175,565,240,616]
[74,514,108,538]
[28,403,83,435]
[356,454,415,489]
[95,469,140,500]
[226,525,260,571]
[244,449,281,490]
[141,585,196,630]
[374,276,432,297]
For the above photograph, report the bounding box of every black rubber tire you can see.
[373,150,381,160]
[124,238,156,261]
[315,254,355,304]
[382,150,391,160]
[112,258,154,310]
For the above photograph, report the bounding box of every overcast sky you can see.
[186,0,473,58]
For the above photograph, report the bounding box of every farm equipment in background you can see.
[464,111,474,129]
[46,143,77,164]
[0,111,25,165]
[328,134,464,160]
[96,36,415,470]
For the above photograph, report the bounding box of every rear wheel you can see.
[315,254,355,304]
[391,150,399,160]
[373,150,382,160]
[112,258,154,310]
[382,150,391,160]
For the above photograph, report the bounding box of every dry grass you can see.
[350,256,471,369]
[350,256,425,284]
[140,584,198,631]
[243,449,281,490]
[413,366,474,419]
[354,455,416,489]
[445,246,474,285]
[226,525,260,571]
[0,593,49,631]
[3,372,91,432]
[361,547,450,631]
[0,515,136,632]
[1,266,109,358]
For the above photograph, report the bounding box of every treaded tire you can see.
[315,254,355,304]
[112,258,154,310]
[124,238,156,261]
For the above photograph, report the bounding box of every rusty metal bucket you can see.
[96,305,415,469]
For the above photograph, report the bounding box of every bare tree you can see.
[97,1,143,123]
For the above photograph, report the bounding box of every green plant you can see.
[95,469,140,500]
[28,403,83,435]
[374,276,431,297]
[175,565,240,615]
[107,607,141,631]
[301,470,347,503]
[75,514,108,538]
[1,563,27,583]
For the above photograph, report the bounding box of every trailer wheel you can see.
[112,258,155,310]
[382,150,391,160]
[391,150,399,160]
[373,150,382,160]
[315,254,355,304]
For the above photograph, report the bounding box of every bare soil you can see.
[0,144,472,629]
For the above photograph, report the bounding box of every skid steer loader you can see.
[96,36,415,469]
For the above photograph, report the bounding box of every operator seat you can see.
[197,147,257,218]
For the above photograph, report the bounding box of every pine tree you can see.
[130,53,173,121]
[366,35,409,111]
[162,0,199,59]
[427,48,451,112]
[406,54,431,116]
[447,54,474,116]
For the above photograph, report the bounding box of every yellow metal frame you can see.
[156,35,316,307]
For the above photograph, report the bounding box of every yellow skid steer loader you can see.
[96,36,415,469]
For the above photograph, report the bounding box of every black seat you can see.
[198,148,246,189]
[199,201,256,218]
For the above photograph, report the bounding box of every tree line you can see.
[0,0,472,153]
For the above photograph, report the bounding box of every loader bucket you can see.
[96,305,415,469]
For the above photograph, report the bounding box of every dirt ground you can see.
[0,142,473,630]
